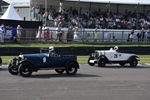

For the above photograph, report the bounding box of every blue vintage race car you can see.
[8,51,79,77]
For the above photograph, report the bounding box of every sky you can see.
[3,0,30,3]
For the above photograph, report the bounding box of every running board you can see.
[39,67,65,70]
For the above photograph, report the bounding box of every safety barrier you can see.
[0,47,150,56]
[3,28,150,43]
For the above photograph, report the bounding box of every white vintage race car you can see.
[88,46,140,67]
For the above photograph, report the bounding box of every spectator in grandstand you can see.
[140,27,146,42]
[48,11,53,20]
[72,25,78,42]
[55,23,62,42]
[54,16,59,27]
[122,19,127,29]
[94,27,98,42]
[146,10,150,19]
[41,24,46,41]
[59,28,63,42]
[59,0,63,13]
[99,15,104,26]
[0,24,5,43]
[45,25,50,41]
[129,29,134,42]
[70,16,78,27]
[137,27,145,42]
[54,15,64,27]
[103,28,110,41]
[43,10,48,22]
[36,26,42,41]
[66,26,73,42]
[137,31,141,42]
[35,7,40,20]
[89,20,96,29]
[16,25,22,41]
[30,8,35,21]
[126,20,132,29]
[115,17,120,29]
[146,28,150,42]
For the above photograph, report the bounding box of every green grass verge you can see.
[2,55,150,65]
[0,42,150,47]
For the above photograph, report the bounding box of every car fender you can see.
[99,55,109,62]
[65,60,80,69]
[128,55,140,61]
[19,59,38,71]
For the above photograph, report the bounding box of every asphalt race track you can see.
[0,64,150,100]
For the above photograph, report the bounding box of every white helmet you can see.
[49,46,54,52]
[114,46,118,51]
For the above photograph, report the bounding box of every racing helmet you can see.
[49,46,54,52]
[114,46,118,51]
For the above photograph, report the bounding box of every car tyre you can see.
[0,57,2,65]
[55,69,65,74]
[66,62,78,75]
[19,62,33,77]
[129,58,138,67]
[88,57,95,66]
[8,64,18,75]
[98,57,106,67]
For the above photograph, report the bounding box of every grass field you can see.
[0,42,150,47]
[1,55,150,65]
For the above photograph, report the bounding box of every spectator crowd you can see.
[31,5,150,30]
[30,5,150,42]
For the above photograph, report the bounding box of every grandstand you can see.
[30,0,150,29]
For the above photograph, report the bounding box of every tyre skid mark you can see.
[137,86,150,94]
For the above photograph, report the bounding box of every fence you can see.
[4,28,150,43]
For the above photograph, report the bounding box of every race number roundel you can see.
[43,57,46,63]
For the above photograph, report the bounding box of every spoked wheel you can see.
[129,58,138,67]
[19,62,33,77]
[8,64,18,75]
[98,57,106,67]
[88,57,95,66]
[55,69,65,74]
[66,62,78,75]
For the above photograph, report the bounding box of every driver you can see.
[49,46,57,56]
[114,46,119,52]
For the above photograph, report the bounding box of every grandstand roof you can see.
[66,0,150,5]
[1,2,30,8]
